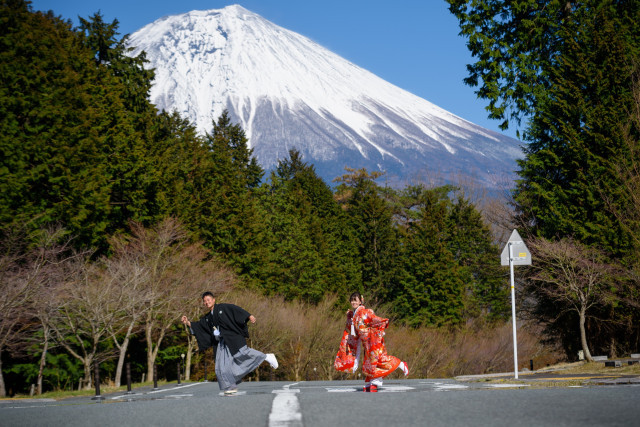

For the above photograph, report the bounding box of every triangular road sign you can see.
[500,230,531,266]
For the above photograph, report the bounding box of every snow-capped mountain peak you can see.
[128,5,522,188]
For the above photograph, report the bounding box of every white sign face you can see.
[500,229,532,266]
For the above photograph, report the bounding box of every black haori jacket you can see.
[191,303,252,357]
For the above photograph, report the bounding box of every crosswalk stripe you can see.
[325,385,414,393]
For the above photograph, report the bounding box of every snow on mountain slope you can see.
[128,4,523,188]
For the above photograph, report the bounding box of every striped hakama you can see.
[215,337,267,391]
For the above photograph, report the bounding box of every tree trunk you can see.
[114,335,131,388]
[579,308,593,362]
[185,334,197,381]
[146,326,165,382]
[83,359,93,390]
[0,352,6,397]
[609,336,617,359]
[37,327,50,395]
[146,349,156,383]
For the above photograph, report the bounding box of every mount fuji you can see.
[128,4,523,188]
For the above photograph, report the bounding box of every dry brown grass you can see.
[385,320,563,378]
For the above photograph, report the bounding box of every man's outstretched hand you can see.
[181,316,191,327]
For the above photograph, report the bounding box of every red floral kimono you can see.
[334,305,401,381]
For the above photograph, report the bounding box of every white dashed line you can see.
[269,383,302,427]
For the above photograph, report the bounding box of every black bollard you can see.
[530,359,534,371]
[125,362,133,394]
[91,363,105,401]
[177,361,181,385]
[203,356,208,382]
[153,364,159,390]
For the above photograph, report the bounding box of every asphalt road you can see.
[1,379,638,427]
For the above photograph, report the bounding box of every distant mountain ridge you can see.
[128,4,523,188]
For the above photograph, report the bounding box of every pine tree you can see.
[512,3,640,354]
[198,111,266,276]
[0,1,121,248]
[391,186,465,326]
[258,149,360,302]
[334,168,399,298]
[78,12,154,114]
[514,3,640,256]
[447,196,508,320]
[450,0,640,354]
[0,2,174,251]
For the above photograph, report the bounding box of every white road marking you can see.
[147,382,203,394]
[325,387,359,393]
[110,393,141,400]
[218,391,247,396]
[269,383,303,427]
[325,385,414,393]
[378,386,414,392]
[433,384,469,391]
[484,384,530,388]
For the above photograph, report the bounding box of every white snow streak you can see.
[129,5,481,145]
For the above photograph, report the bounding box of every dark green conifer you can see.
[334,168,399,298]
[257,149,360,302]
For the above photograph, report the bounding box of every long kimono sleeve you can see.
[365,310,390,330]
[190,317,215,352]
[359,307,400,379]
[334,310,359,373]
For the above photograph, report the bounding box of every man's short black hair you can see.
[202,291,214,300]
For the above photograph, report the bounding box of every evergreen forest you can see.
[1,0,639,396]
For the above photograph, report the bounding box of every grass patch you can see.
[557,361,640,375]
[463,360,640,388]
[3,380,172,400]
[520,380,587,388]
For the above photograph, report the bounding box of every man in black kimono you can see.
[182,292,278,395]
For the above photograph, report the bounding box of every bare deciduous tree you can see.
[0,245,36,396]
[100,245,150,388]
[527,237,613,362]
[181,294,209,381]
[130,218,233,382]
[32,232,86,396]
[49,256,125,389]
[0,227,76,396]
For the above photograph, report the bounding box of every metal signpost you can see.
[500,230,531,379]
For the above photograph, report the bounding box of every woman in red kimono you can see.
[334,292,409,392]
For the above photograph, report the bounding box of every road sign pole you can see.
[501,230,530,379]
[509,242,519,379]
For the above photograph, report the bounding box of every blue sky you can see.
[30,0,521,140]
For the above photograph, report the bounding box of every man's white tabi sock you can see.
[265,353,278,369]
